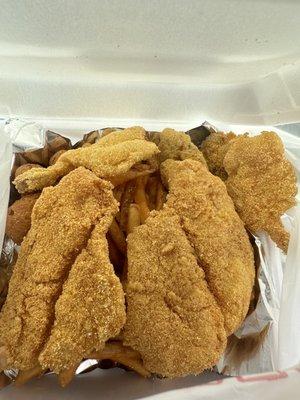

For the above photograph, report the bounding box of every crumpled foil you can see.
[0,118,297,381]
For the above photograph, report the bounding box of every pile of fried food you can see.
[0,126,297,388]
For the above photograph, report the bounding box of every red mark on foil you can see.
[236,371,288,382]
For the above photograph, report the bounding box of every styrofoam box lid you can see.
[0,1,300,126]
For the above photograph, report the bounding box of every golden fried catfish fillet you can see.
[0,167,124,372]
[223,132,297,252]
[161,159,255,335]
[123,210,227,377]
[14,127,159,194]
[39,219,126,375]
[157,128,207,165]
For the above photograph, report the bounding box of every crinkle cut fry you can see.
[124,210,227,378]
[0,167,118,371]
[39,218,126,376]
[13,127,160,194]
[161,159,255,335]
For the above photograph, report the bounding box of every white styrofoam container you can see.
[0,0,300,126]
[1,1,300,399]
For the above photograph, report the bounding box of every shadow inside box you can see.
[1,368,222,400]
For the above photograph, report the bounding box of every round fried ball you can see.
[49,150,67,166]
[5,193,40,245]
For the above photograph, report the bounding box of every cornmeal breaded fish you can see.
[157,128,207,165]
[0,167,120,371]
[223,132,297,252]
[14,127,159,194]
[161,159,255,335]
[124,210,226,377]
[39,221,126,375]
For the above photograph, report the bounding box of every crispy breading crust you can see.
[224,132,297,252]
[201,131,237,179]
[13,127,159,194]
[124,210,227,377]
[39,222,126,374]
[0,167,120,370]
[161,159,255,335]
[158,128,207,165]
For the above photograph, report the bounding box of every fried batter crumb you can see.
[124,210,226,377]
[158,128,207,165]
[224,132,297,252]
[201,131,237,179]
[0,167,120,371]
[161,159,255,335]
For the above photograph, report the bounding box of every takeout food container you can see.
[0,1,300,398]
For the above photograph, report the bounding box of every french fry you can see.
[121,258,128,283]
[113,184,125,203]
[107,235,122,266]
[146,176,158,210]
[107,235,124,276]
[134,176,150,223]
[88,342,150,378]
[120,180,136,232]
[127,204,141,235]
[156,181,166,211]
[0,372,10,389]
[110,168,152,187]
[109,219,127,254]
[58,364,78,387]
[113,185,125,224]
[14,365,44,386]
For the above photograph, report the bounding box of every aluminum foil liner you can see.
[0,119,299,384]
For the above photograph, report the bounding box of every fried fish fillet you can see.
[157,128,207,165]
[201,131,237,179]
[161,159,255,335]
[39,220,126,375]
[0,167,120,371]
[223,132,297,252]
[124,210,227,377]
[14,127,159,194]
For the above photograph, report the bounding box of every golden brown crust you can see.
[13,127,159,194]
[0,167,119,370]
[5,193,40,245]
[158,128,207,165]
[15,164,42,178]
[39,222,126,374]
[124,210,227,377]
[201,132,237,179]
[161,159,255,335]
[224,132,297,252]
